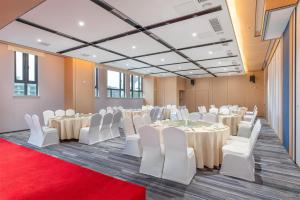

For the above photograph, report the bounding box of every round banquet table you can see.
[48,114,92,140]
[122,109,148,119]
[218,114,241,136]
[152,120,230,169]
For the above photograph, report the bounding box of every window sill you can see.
[13,95,40,98]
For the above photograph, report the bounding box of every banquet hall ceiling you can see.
[0,0,245,79]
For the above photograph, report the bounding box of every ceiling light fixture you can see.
[218,61,222,64]
[126,63,129,66]
[161,58,165,62]
[37,38,42,43]
[78,21,85,27]
[92,55,96,58]
[192,32,197,37]
[132,45,136,49]
[208,51,213,55]
[190,71,193,74]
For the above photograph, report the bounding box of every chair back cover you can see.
[112,111,122,124]
[189,113,201,121]
[133,115,145,134]
[32,114,44,135]
[176,109,183,120]
[248,119,261,155]
[209,107,219,115]
[150,108,156,122]
[202,113,217,123]
[24,114,35,132]
[43,110,54,126]
[89,113,102,134]
[162,127,188,157]
[66,109,75,116]
[107,107,114,114]
[139,126,161,149]
[123,117,135,136]
[99,109,106,116]
[101,113,113,127]
[55,109,65,117]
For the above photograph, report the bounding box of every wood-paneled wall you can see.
[184,71,265,116]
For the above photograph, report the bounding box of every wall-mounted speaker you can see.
[191,79,195,86]
[250,75,256,83]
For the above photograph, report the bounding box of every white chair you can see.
[209,107,219,115]
[202,113,218,123]
[55,109,65,117]
[107,106,114,114]
[153,107,160,121]
[170,108,178,121]
[123,117,142,157]
[99,109,106,116]
[219,107,230,115]
[246,105,258,115]
[157,108,165,120]
[143,113,152,125]
[139,125,164,178]
[198,106,207,114]
[42,110,54,126]
[79,114,102,145]
[133,116,145,135]
[66,109,75,116]
[26,114,59,147]
[150,108,156,122]
[99,113,113,141]
[220,120,262,181]
[162,127,196,185]
[176,109,183,120]
[189,113,201,121]
[181,108,189,120]
[111,111,122,138]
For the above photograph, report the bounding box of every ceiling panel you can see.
[137,52,186,65]
[160,62,199,72]
[132,67,166,74]
[197,57,240,68]
[105,0,222,26]
[151,11,233,49]
[216,71,242,76]
[176,69,206,76]
[63,46,124,63]
[189,74,212,78]
[208,66,241,73]
[105,59,149,70]
[180,42,239,61]
[150,72,177,77]
[98,32,169,57]
[21,0,134,42]
[0,21,82,52]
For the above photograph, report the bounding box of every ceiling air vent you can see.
[209,18,223,32]
[227,51,233,56]
[232,61,238,65]
[39,42,50,46]
[80,53,90,57]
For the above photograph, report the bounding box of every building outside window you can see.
[14,51,38,96]
[130,74,143,98]
[107,70,125,98]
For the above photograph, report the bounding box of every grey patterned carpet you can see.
[1,119,300,200]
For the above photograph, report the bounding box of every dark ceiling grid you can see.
[58,5,222,54]
[89,0,220,77]
[16,18,193,79]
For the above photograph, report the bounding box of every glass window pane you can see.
[28,54,36,81]
[15,52,23,81]
[27,84,37,96]
[107,70,120,89]
[14,83,25,96]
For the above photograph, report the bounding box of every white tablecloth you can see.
[218,114,241,136]
[48,114,92,140]
[152,120,230,169]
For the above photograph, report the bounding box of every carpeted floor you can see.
[1,119,300,200]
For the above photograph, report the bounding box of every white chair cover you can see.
[150,108,156,122]
[27,114,59,147]
[220,120,262,181]
[143,113,152,125]
[133,116,145,135]
[107,107,114,114]
[99,113,113,141]
[99,109,106,116]
[176,109,183,120]
[202,113,217,123]
[43,110,54,126]
[111,111,122,138]
[66,109,75,116]
[139,125,164,178]
[79,114,102,145]
[123,117,142,157]
[189,113,201,121]
[55,109,65,117]
[162,127,196,185]
[209,107,219,115]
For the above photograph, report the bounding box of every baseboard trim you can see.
[0,129,29,134]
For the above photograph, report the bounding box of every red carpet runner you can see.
[0,139,145,200]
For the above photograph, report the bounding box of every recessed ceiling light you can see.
[161,58,165,62]
[218,61,222,64]
[126,63,129,66]
[147,69,151,72]
[132,45,136,49]
[78,21,85,27]
[190,71,193,74]
[92,55,96,58]
[208,51,213,55]
[37,38,42,43]
[192,32,197,37]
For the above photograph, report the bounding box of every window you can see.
[130,75,143,98]
[14,51,38,96]
[107,70,125,98]
[94,68,100,97]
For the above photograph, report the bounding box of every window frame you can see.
[130,74,143,98]
[107,70,125,98]
[14,51,38,96]
[94,67,100,97]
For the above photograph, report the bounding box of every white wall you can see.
[95,65,144,111]
[0,43,64,133]
[267,40,283,140]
